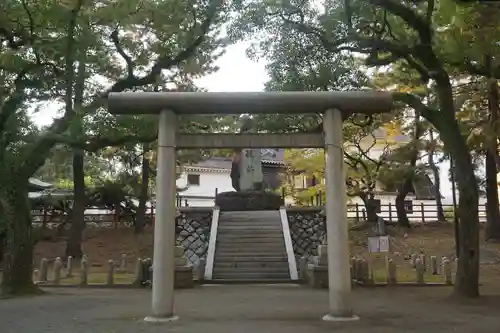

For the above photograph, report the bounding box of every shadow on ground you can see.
[1,285,500,333]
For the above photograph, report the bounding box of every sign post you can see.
[367,236,390,283]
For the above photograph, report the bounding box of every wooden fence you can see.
[30,192,488,225]
[347,202,486,223]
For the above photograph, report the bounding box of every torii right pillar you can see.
[322,108,359,321]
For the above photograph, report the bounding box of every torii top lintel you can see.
[107,91,393,116]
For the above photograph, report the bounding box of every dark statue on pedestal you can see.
[216,117,283,211]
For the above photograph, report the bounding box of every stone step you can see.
[214,255,289,262]
[214,261,290,269]
[219,219,280,223]
[217,229,283,234]
[216,237,285,243]
[218,224,281,229]
[211,272,290,280]
[215,246,286,255]
[219,216,280,220]
[218,218,281,224]
[217,233,283,237]
[216,248,286,254]
[213,267,289,275]
[219,223,282,229]
[217,232,283,237]
[216,238,285,245]
[204,279,296,285]
[219,211,281,217]
[217,239,284,245]
[218,219,281,223]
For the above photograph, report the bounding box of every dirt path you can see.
[1,285,500,333]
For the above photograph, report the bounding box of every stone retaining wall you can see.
[176,207,213,266]
[286,207,326,260]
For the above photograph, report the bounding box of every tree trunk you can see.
[428,129,446,221]
[426,77,480,298]
[0,182,39,295]
[360,193,378,223]
[485,78,500,241]
[395,181,411,228]
[485,148,500,241]
[65,61,86,259]
[65,149,86,259]
[135,143,150,234]
[451,146,480,297]
[395,111,422,228]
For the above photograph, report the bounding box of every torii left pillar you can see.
[144,109,179,322]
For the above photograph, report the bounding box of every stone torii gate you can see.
[107,91,393,322]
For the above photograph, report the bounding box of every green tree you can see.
[231,0,491,297]
[0,0,227,295]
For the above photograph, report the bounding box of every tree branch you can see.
[110,29,134,79]
[368,0,432,45]
[392,92,441,126]
[107,0,220,93]
[16,0,222,179]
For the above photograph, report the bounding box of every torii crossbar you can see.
[107,91,393,323]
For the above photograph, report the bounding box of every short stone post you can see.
[350,257,357,281]
[66,256,73,277]
[410,253,417,268]
[53,257,63,285]
[442,258,452,285]
[174,246,187,266]
[430,256,438,275]
[357,257,364,281]
[197,258,206,283]
[142,258,152,285]
[415,258,425,285]
[33,269,39,282]
[298,256,308,281]
[106,260,115,286]
[174,246,195,289]
[386,259,397,285]
[133,258,143,286]
[119,253,127,272]
[364,259,374,285]
[356,259,369,284]
[79,257,88,286]
[316,245,328,266]
[38,258,48,282]
[419,254,426,272]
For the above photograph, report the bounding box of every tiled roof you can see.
[187,149,285,171]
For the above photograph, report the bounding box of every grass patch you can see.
[60,272,135,285]
[371,266,446,284]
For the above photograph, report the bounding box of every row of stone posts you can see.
[303,245,455,288]
[34,247,195,287]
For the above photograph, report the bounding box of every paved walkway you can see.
[1,285,500,332]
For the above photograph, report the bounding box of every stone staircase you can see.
[211,210,293,283]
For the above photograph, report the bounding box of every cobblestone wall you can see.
[286,207,326,260]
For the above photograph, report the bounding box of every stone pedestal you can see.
[174,246,194,289]
[308,265,329,289]
[175,266,194,289]
[316,245,328,266]
[215,191,283,211]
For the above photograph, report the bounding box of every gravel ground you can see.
[1,285,500,333]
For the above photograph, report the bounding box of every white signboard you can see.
[368,236,390,253]
[379,236,390,252]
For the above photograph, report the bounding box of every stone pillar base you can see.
[144,315,179,323]
[175,266,194,289]
[308,265,329,289]
[322,314,360,322]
